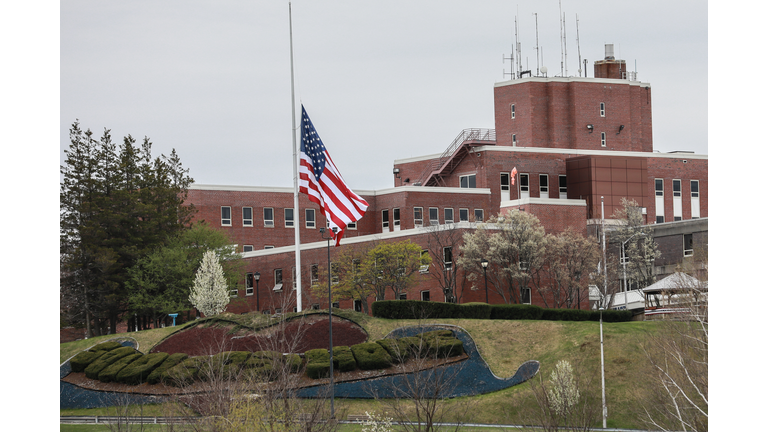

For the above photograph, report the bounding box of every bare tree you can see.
[541,229,601,309]
[611,198,661,292]
[423,223,465,303]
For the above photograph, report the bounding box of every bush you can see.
[84,346,138,380]
[98,353,142,383]
[591,309,633,322]
[351,342,392,370]
[243,352,276,381]
[490,304,544,320]
[305,348,331,379]
[541,308,593,321]
[283,353,303,373]
[457,303,492,319]
[146,353,188,385]
[333,346,357,372]
[376,338,412,363]
[89,341,124,352]
[162,356,206,386]
[116,352,169,385]
[421,330,464,358]
[202,351,251,380]
[69,350,108,373]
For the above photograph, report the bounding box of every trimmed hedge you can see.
[69,341,124,372]
[163,356,206,387]
[305,349,331,379]
[84,346,138,380]
[202,351,251,380]
[98,353,142,383]
[146,353,188,385]
[421,330,464,358]
[117,352,169,385]
[376,338,412,363]
[350,342,392,370]
[333,346,357,373]
[372,300,632,322]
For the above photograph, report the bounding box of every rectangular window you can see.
[520,174,529,198]
[332,302,340,309]
[673,179,682,221]
[655,178,665,223]
[691,180,699,198]
[414,207,423,228]
[421,290,431,301]
[354,300,362,312]
[460,174,477,188]
[539,174,549,197]
[382,209,389,232]
[285,208,294,228]
[673,179,682,197]
[311,304,320,310]
[443,247,453,271]
[521,287,531,304]
[444,208,454,224]
[347,221,357,230]
[501,173,510,191]
[601,132,607,147]
[655,179,664,196]
[264,207,274,227]
[510,103,516,119]
[273,269,283,292]
[221,206,232,226]
[420,250,430,273]
[600,102,606,117]
[331,262,339,285]
[684,234,694,257]
[429,207,439,226]
[243,207,253,227]
[690,180,700,219]
[393,208,401,230]
[474,209,484,222]
[243,245,254,253]
[306,209,316,229]
[292,267,296,290]
[559,175,567,199]
[459,208,469,222]
[310,264,319,285]
[512,134,517,146]
[245,273,254,296]
[264,245,274,249]
[398,293,408,300]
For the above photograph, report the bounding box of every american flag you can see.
[299,105,369,246]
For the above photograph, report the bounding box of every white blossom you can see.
[188,250,230,317]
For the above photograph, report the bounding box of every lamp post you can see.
[319,227,336,419]
[253,271,261,312]
[599,305,607,429]
[481,259,489,303]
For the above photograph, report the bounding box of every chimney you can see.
[593,43,627,79]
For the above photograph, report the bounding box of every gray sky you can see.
[60,0,708,191]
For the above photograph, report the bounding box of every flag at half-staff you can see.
[299,105,369,246]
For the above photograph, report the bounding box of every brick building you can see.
[186,46,708,315]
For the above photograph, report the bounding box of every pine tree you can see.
[189,250,230,317]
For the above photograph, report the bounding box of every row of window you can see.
[221,206,357,230]
[381,207,485,232]
[654,179,701,223]
[511,102,607,119]
[462,172,568,199]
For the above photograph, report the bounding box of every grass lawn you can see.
[61,312,661,429]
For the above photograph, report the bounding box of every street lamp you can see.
[253,271,261,312]
[599,305,607,429]
[319,226,336,419]
[481,259,489,303]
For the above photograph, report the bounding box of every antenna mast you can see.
[515,15,522,78]
[559,0,564,76]
[576,14,582,76]
[563,11,568,77]
[534,12,540,76]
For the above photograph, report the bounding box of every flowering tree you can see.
[188,250,230,317]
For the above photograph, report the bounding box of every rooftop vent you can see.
[604,44,615,60]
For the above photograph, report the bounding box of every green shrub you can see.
[146,353,188,385]
[590,309,633,322]
[202,351,251,380]
[457,303,492,319]
[84,346,138,380]
[333,346,357,372]
[116,352,169,385]
[489,304,544,320]
[376,338,412,363]
[89,341,124,352]
[350,342,392,370]
[305,348,331,379]
[283,353,303,373]
[541,308,593,321]
[70,350,108,373]
[421,330,464,358]
[162,356,206,387]
[98,353,142,383]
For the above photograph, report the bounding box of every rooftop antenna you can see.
[515,14,522,78]
[576,14,583,77]
[503,26,515,79]
[534,12,540,76]
[563,11,568,76]
[559,0,564,76]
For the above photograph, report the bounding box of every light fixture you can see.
[481,259,489,303]
[481,259,489,269]
[393,168,400,174]
[587,124,594,133]
[617,125,624,135]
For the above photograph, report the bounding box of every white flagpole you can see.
[289,2,303,312]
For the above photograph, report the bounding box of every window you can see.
[310,264,319,285]
[305,209,316,229]
[460,174,476,188]
[393,208,401,230]
[691,180,699,198]
[382,209,389,232]
[684,234,694,257]
[601,132,607,147]
[512,134,517,146]
[474,209,484,222]
[245,273,254,296]
[311,304,320,310]
[521,287,531,304]
[292,267,297,290]
[673,179,682,197]
[520,174,529,198]
[510,103,516,119]
[539,174,549,196]
[273,269,283,291]
[429,207,439,226]
[347,221,357,230]
[221,206,232,226]
[519,261,529,271]
[673,179,682,221]
[600,102,606,117]
[655,179,664,196]
[501,173,510,198]
[690,180,700,219]
[420,250,430,273]
[331,262,339,285]
[444,208,454,224]
[285,208,294,228]
[414,207,423,227]
[243,207,253,226]
[421,290,431,301]
[398,293,408,300]
[559,175,567,198]
[354,300,362,312]
[243,245,254,253]
[443,247,453,271]
[332,302,340,309]
[459,208,469,222]
[264,207,274,227]
[264,245,274,249]
[655,179,665,223]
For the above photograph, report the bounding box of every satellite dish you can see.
[540,66,548,74]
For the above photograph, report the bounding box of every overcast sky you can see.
[59,0,708,191]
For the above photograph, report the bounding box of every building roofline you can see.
[480,146,708,159]
[501,197,588,208]
[190,184,491,196]
[493,76,651,88]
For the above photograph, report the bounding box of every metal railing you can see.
[414,128,495,186]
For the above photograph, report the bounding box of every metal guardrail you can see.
[414,128,495,186]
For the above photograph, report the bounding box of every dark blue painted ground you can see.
[60,325,539,409]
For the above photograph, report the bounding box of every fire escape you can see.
[413,128,496,187]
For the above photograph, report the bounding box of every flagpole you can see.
[289,2,303,312]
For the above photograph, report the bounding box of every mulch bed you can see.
[150,315,368,356]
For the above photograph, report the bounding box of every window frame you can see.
[243,245,254,253]
[691,180,699,198]
[459,208,469,222]
[242,207,253,227]
[421,290,431,301]
[601,132,607,147]
[510,103,516,119]
[429,207,439,226]
[444,208,454,224]
[284,208,294,228]
[221,206,232,226]
[273,268,283,292]
[305,208,316,229]
[245,273,254,296]
[382,209,389,231]
[600,102,606,117]
[263,207,274,227]
[655,179,664,197]
[519,174,529,193]
[539,174,549,196]
[559,175,567,198]
[393,208,401,229]
[414,207,423,228]
[474,209,484,222]
[673,179,682,197]
[684,234,694,257]
[310,264,319,285]
[460,174,477,189]
[443,246,453,271]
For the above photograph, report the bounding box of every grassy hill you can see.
[60,311,661,429]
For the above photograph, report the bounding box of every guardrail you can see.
[413,128,495,186]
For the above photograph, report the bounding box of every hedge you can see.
[146,353,188,385]
[333,346,357,373]
[489,304,544,320]
[421,330,464,358]
[350,342,392,370]
[162,356,207,387]
[376,338,412,363]
[84,346,138,380]
[69,341,124,372]
[202,351,251,380]
[305,348,331,379]
[117,352,169,385]
[98,353,142,383]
